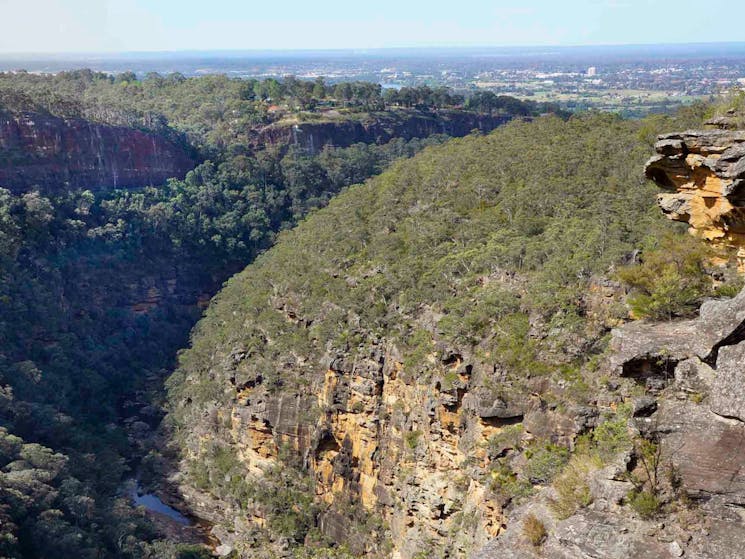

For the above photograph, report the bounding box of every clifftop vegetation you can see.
[166,106,738,558]
[0,71,549,156]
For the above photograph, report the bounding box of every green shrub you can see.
[489,462,533,502]
[188,460,211,490]
[689,392,705,404]
[487,424,524,458]
[627,489,660,519]
[405,430,423,450]
[141,541,214,559]
[586,404,632,461]
[549,454,601,519]
[176,546,213,559]
[491,313,549,377]
[525,442,570,484]
[292,547,357,559]
[249,463,317,543]
[402,329,434,375]
[715,275,745,298]
[617,235,712,320]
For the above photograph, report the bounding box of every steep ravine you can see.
[106,108,523,552]
[165,114,692,558]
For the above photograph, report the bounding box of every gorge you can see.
[0,70,538,559]
[2,68,745,559]
[166,108,739,558]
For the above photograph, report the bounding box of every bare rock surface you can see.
[0,110,196,193]
[645,130,745,267]
[710,341,745,421]
[609,288,745,376]
[655,399,745,502]
[473,288,745,559]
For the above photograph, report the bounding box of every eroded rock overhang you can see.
[645,129,745,268]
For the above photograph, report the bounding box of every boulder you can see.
[710,341,745,421]
[609,288,745,378]
[654,399,745,504]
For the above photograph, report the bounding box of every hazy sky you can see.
[1,0,743,53]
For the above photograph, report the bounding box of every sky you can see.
[1,0,744,54]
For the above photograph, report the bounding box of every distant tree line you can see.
[0,70,546,142]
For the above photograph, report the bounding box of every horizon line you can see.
[2,40,745,58]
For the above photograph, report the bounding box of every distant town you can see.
[3,43,745,116]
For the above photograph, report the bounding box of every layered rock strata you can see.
[0,111,196,192]
[645,130,745,268]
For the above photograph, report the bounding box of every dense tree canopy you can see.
[0,114,448,556]
[0,67,720,558]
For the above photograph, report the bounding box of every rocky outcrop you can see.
[475,288,745,559]
[608,289,745,508]
[645,130,745,268]
[473,506,684,559]
[609,287,745,376]
[0,111,196,192]
[705,108,744,131]
[177,344,535,558]
[253,110,512,154]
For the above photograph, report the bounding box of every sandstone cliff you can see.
[0,110,197,192]
[165,114,665,559]
[173,329,606,558]
[253,110,511,154]
[645,129,745,268]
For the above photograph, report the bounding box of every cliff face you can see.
[645,130,745,268]
[253,110,512,154]
[177,341,535,557]
[177,333,608,558]
[478,288,745,559]
[0,111,197,192]
[166,114,663,559]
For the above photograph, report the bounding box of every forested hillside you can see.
[0,71,516,558]
[165,105,738,558]
[0,65,737,559]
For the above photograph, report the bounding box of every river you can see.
[127,480,191,525]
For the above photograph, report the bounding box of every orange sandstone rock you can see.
[645,130,745,269]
